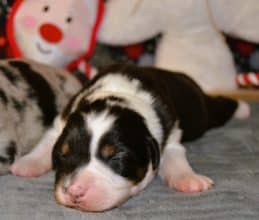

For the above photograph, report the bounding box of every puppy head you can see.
[52,103,160,212]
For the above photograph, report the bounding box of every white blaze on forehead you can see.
[85,111,115,158]
[78,102,157,193]
[86,74,163,146]
[90,74,146,99]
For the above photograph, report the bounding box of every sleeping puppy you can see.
[0,59,81,175]
[11,64,250,212]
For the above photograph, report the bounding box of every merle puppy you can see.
[11,64,250,212]
[0,59,81,174]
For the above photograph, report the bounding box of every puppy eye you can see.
[101,145,117,159]
[43,5,50,12]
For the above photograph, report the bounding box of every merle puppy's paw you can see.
[10,156,50,177]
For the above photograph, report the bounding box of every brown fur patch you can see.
[101,145,116,159]
[61,144,70,156]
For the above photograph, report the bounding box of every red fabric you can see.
[85,62,92,78]
[235,41,256,57]
[243,73,251,85]
[236,72,259,87]
[124,43,145,60]
[0,36,6,47]
[6,0,23,58]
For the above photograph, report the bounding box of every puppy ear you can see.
[146,136,160,170]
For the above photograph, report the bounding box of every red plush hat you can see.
[7,0,104,77]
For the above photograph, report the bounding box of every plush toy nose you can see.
[39,23,63,44]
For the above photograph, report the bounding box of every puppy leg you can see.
[159,130,213,193]
[10,117,65,177]
[0,118,19,175]
[0,139,17,175]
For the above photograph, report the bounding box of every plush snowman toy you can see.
[7,0,104,76]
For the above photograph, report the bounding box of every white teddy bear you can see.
[98,0,259,93]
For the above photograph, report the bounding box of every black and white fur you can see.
[0,59,82,174]
[11,64,250,212]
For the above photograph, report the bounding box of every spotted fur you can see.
[0,59,82,175]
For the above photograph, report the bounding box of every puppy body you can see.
[0,59,81,174]
[11,64,250,211]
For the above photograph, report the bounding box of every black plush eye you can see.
[66,17,73,23]
[43,5,50,12]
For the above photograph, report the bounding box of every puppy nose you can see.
[39,23,63,44]
[67,183,87,200]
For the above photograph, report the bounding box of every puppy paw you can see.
[10,156,50,177]
[167,173,214,193]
